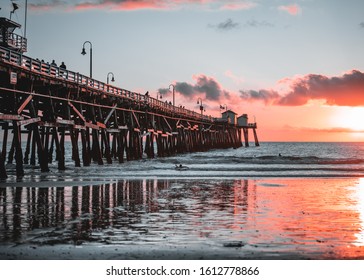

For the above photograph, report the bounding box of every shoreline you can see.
[1,175,364,187]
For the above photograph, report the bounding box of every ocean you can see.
[1,142,364,259]
[4,141,364,181]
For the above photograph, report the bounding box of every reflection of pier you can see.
[0,180,166,243]
[0,17,259,179]
[0,179,252,244]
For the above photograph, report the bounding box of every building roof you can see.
[222,110,237,115]
[0,17,21,32]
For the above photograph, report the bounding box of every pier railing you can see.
[0,46,214,123]
[0,32,27,53]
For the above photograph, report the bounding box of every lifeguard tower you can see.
[0,17,27,53]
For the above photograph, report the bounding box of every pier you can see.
[0,17,259,179]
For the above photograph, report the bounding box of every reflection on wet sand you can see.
[1,178,364,259]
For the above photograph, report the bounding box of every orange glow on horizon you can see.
[329,107,364,132]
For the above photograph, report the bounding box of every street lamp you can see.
[169,84,175,107]
[107,72,115,84]
[81,41,93,78]
[197,97,204,115]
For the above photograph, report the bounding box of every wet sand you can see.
[0,243,319,260]
[1,177,364,260]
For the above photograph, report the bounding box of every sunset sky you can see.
[2,0,364,141]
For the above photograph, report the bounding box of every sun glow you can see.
[330,107,364,132]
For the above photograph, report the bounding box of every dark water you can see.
[1,177,364,259]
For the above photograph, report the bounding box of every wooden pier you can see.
[0,20,259,179]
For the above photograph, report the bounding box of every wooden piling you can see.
[23,129,32,164]
[53,127,65,170]
[253,128,260,147]
[0,147,7,179]
[13,120,24,177]
[2,122,8,163]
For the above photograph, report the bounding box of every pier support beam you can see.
[13,120,24,177]
[0,148,7,179]
[253,128,260,147]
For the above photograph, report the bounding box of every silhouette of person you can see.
[60,62,67,69]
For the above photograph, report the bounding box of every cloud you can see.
[29,0,258,12]
[159,74,230,101]
[221,2,257,11]
[225,70,245,85]
[74,0,168,11]
[209,18,240,31]
[157,87,171,96]
[244,19,274,28]
[210,18,274,31]
[278,4,301,16]
[240,89,280,105]
[29,0,65,11]
[240,70,364,107]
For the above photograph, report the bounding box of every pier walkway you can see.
[0,45,259,179]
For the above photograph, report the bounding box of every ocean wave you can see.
[184,155,364,165]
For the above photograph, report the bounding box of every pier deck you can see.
[0,45,258,179]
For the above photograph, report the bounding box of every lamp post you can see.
[81,41,93,78]
[157,92,162,100]
[220,104,227,113]
[169,84,175,107]
[10,2,19,20]
[107,72,115,84]
[24,0,28,39]
[197,97,204,115]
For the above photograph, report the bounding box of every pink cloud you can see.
[225,70,245,85]
[74,1,169,11]
[240,70,364,107]
[285,126,364,134]
[221,2,257,10]
[29,0,258,12]
[278,4,301,16]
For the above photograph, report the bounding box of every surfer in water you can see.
[175,164,189,170]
